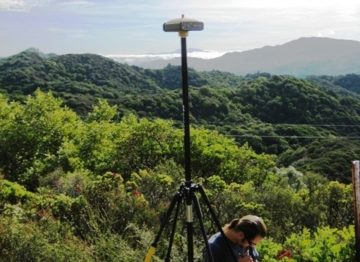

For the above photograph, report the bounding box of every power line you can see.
[223,134,360,139]
[277,124,360,127]
[192,120,360,139]
[202,122,360,127]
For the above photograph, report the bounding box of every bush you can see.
[0,179,36,209]
[0,217,92,261]
[284,226,355,261]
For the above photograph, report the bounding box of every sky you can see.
[1,0,360,57]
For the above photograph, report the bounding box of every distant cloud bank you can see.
[106,49,239,64]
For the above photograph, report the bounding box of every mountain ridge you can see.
[135,37,360,76]
[8,37,360,77]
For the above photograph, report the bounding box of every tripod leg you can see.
[197,186,237,262]
[185,188,194,262]
[144,192,182,262]
[192,192,214,262]
[165,197,181,262]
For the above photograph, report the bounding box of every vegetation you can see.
[308,74,360,95]
[0,92,355,261]
[2,50,360,182]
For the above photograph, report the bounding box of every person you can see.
[203,215,267,262]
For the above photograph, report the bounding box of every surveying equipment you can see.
[144,16,238,262]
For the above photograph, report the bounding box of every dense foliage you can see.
[308,74,360,95]
[2,50,360,182]
[0,92,355,261]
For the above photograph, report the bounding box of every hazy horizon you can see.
[3,36,360,59]
[1,0,360,57]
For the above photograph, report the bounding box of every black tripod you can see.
[144,25,238,262]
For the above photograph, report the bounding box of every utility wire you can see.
[223,134,360,139]
[192,120,360,139]
[201,122,360,127]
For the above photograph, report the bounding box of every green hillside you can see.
[308,74,360,95]
[1,50,360,182]
[0,92,355,261]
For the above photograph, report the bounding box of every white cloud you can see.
[0,0,26,11]
[106,49,240,65]
[316,30,336,37]
[57,1,95,7]
[0,0,51,11]
[155,0,360,29]
[161,0,359,10]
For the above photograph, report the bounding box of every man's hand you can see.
[238,255,253,262]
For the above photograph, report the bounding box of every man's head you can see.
[226,215,267,247]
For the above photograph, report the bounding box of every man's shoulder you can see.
[208,232,225,246]
[204,232,234,262]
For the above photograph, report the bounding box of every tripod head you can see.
[164,15,204,40]
[163,15,204,33]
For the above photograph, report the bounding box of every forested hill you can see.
[2,49,360,182]
[307,74,360,95]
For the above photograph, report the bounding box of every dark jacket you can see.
[202,232,260,262]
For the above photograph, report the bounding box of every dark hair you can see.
[227,215,267,240]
